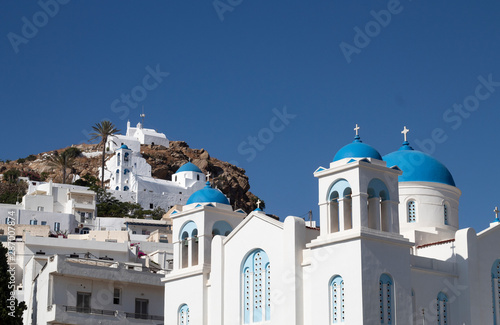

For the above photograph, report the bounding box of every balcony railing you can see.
[125,312,163,320]
[63,305,115,316]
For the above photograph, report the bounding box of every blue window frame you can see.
[242,249,270,323]
[379,273,393,324]
[408,201,416,223]
[437,292,448,325]
[330,275,345,323]
[178,304,189,325]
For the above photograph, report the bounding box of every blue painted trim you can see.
[328,179,352,201]
[379,274,393,324]
[179,220,197,240]
[367,178,390,201]
[242,249,271,323]
[212,220,233,236]
[330,275,345,323]
[179,304,190,325]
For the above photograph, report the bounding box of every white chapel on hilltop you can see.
[161,125,500,325]
[106,120,170,152]
[102,121,207,211]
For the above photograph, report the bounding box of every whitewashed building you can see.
[104,143,207,211]
[106,120,169,152]
[20,231,173,325]
[162,127,500,324]
[0,180,96,234]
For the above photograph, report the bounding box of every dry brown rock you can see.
[0,142,262,213]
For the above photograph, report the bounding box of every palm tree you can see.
[45,151,76,184]
[89,121,120,188]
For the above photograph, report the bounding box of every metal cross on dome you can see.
[206,172,211,182]
[354,124,360,136]
[402,126,410,142]
[494,207,500,222]
[257,199,262,209]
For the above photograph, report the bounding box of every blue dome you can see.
[186,182,230,205]
[119,144,129,150]
[176,162,202,174]
[333,136,382,162]
[383,142,456,186]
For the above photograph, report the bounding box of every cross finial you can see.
[401,126,410,142]
[140,106,145,125]
[206,172,211,182]
[354,124,360,136]
[257,199,261,209]
[495,207,499,222]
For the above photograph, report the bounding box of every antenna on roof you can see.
[140,106,146,126]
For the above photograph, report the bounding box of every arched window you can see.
[178,304,190,325]
[212,220,233,237]
[179,221,198,268]
[492,260,500,325]
[444,204,449,225]
[367,178,391,231]
[437,292,448,325]
[124,186,129,191]
[116,169,119,173]
[124,169,129,175]
[330,276,345,323]
[328,179,352,233]
[115,186,119,190]
[242,249,271,323]
[379,273,393,324]
[197,174,200,181]
[408,200,416,223]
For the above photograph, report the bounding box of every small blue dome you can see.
[119,144,129,150]
[176,162,202,174]
[333,136,382,162]
[186,182,230,205]
[383,141,456,186]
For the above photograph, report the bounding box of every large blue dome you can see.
[176,162,202,174]
[383,142,455,186]
[333,136,382,162]
[186,182,230,205]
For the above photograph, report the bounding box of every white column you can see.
[380,200,390,232]
[387,200,399,234]
[337,199,344,232]
[187,238,193,268]
[351,193,368,229]
[319,202,329,237]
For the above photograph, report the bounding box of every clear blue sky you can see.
[1,1,500,232]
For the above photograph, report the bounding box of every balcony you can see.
[48,305,163,324]
[125,312,163,321]
[64,305,115,316]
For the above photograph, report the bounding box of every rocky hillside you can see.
[0,142,262,213]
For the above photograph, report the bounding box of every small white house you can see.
[106,120,169,152]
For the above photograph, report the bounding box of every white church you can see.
[102,121,207,211]
[161,125,500,325]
